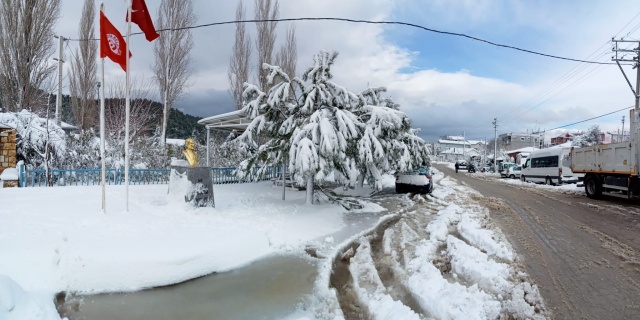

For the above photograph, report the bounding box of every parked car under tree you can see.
[395,167,434,194]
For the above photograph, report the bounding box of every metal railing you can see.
[18,165,282,187]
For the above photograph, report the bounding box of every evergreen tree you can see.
[232,50,430,204]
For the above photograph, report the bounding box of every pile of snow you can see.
[498,176,584,195]
[0,168,18,181]
[0,275,60,320]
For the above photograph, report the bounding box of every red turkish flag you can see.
[127,0,159,42]
[100,11,131,72]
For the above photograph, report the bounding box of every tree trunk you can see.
[281,161,286,201]
[357,173,365,188]
[305,176,313,205]
[161,90,168,145]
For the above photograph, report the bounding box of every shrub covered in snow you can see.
[0,110,203,170]
[0,110,66,169]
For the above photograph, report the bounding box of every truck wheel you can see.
[584,176,602,199]
[509,174,515,179]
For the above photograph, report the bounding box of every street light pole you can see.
[53,35,65,127]
[493,118,498,172]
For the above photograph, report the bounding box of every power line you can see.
[68,17,614,65]
[502,9,640,122]
[545,106,631,131]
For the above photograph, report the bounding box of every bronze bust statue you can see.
[183,138,198,167]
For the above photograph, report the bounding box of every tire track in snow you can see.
[329,174,548,319]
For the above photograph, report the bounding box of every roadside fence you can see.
[17,165,282,187]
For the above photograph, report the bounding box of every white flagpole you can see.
[100,3,106,213]
[125,0,132,211]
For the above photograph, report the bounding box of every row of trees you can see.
[228,0,297,110]
[0,0,194,147]
[0,0,299,143]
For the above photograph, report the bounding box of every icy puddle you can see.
[57,208,391,320]
[58,255,317,320]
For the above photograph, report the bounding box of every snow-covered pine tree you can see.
[233,63,299,182]
[286,51,362,204]
[232,50,430,204]
[355,89,429,189]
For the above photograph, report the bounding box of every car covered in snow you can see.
[395,167,434,194]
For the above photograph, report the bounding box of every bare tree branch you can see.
[254,0,278,93]
[69,0,97,130]
[104,77,158,144]
[275,24,297,79]
[228,1,251,110]
[0,0,60,113]
[153,0,196,144]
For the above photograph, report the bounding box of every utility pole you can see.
[463,131,466,161]
[493,118,498,172]
[483,137,487,165]
[622,116,625,142]
[612,38,640,173]
[53,35,65,127]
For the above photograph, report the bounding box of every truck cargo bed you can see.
[571,142,634,174]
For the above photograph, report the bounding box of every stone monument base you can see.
[169,166,215,207]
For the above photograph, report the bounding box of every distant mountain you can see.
[48,95,205,142]
[167,108,205,143]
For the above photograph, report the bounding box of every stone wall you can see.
[0,127,17,176]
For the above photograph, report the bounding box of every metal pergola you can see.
[197,110,250,166]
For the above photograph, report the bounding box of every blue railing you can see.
[18,165,282,187]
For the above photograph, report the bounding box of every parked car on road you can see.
[505,166,522,179]
[395,167,434,194]
[455,160,468,170]
[499,163,517,177]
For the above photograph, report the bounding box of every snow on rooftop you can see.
[197,109,244,124]
[165,138,185,146]
[505,147,539,154]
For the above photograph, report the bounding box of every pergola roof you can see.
[197,110,250,132]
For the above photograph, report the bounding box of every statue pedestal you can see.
[169,166,215,207]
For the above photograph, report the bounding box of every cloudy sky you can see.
[55,0,640,142]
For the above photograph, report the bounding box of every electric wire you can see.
[60,16,640,135]
[545,106,631,131]
[66,17,614,65]
[502,9,640,126]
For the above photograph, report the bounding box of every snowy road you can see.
[320,170,548,319]
[436,164,640,319]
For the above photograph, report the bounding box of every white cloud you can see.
[53,0,640,140]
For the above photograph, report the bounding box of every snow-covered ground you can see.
[1,169,549,319]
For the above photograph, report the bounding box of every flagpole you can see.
[100,3,106,213]
[125,0,132,212]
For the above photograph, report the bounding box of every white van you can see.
[521,147,579,185]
